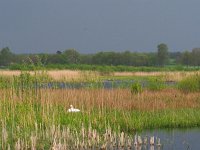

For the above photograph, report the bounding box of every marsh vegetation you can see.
[0,70,199,149]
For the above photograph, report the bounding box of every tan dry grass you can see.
[21,88,200,111]
[114,71,200,81]
[47,70,81,80]
[0,70,200,81]
[0,70,21,76]
[0,70,97,81]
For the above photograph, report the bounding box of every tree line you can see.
[0,43,200,68]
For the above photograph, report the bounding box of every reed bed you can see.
[30,88,199,111]
[0,70,100,82]
[0,72,200,149]
[1,70,200,81]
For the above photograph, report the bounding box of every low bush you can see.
[178,74,200,93]
[131,81,143,94]
[146,77,165,91]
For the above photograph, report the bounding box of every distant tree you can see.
[157,43,169,66]
[191,48,200,66]
[148,53,157,66]
[121,51,132,66]
[47,54,67,64]
[137,53,150,66]
[24,54,48,67]
[104,52,120,65]
[92,52,105,65]
[91,51,157,66]
[169,52,181,64]
[92,51,121,65]
[80,54,93,64]
[39,54,48,66]
[180,51,191,66]
[0,47,14,66]
[63,49,80,64]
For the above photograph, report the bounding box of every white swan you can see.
[67,105,80,112]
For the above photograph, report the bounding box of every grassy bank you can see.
[9,64,200,72]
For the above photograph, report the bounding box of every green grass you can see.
[1,98,200,149]
[9,63,200,72]
[1,99,200,133]
[178,74,200,93]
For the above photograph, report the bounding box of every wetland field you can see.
[0,70,200,149]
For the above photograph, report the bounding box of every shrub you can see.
[146,77,165,91]
[178,74,200,93]
[131,82,143,94]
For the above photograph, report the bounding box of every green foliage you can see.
[0,76,12,88]
[63,48,80,64]
[146,77,165,91]
[12,69,52,101]
[1,46,200,68]
[178,74,200,93]
[157,43,169,66]
[191,48,200,66]
[131,82,143,94]
[9,63,200,72]
[0,47,15,66]
[179,51,191,66]
[98,66,114,76]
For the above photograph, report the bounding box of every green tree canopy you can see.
[180,51,191,66]
[63,49,80,64]
[191,48,200,66]
[157,43,169,66]
[0,47,15,66]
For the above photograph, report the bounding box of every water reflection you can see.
[140,128,200,150]
[132,135,163,150]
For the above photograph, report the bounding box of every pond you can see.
[138,128,200,150]
[36,80,177,89]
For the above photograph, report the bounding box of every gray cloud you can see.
[0,0,200,53]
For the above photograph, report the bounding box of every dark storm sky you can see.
[0,0,200,53]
